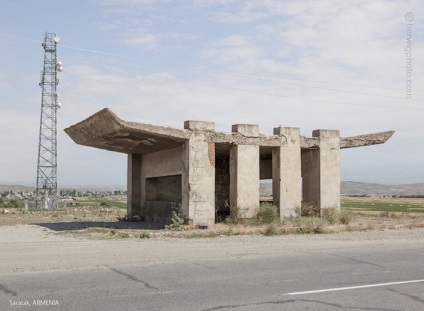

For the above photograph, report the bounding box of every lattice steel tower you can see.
[36,33,62,208]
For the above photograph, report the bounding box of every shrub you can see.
[256,203,279,224]
[165,211,185,231]
[322,207,338,224]
[301,202,319,217]
[338,210,355,224]
[264,222,279,236]
[380,210,389,217]
[224,206,242,225]
[322,207,355,225]
[293,217,326,234]
[116,232,130,238]
[139,231,151,239]
[9,200,19,208]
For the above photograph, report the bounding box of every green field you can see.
[106,201,127,209]
[341,198,424,213]
[72,197,127,209]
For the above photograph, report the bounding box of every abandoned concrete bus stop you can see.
[65,108,394,225]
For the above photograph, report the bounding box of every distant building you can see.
[5,193,23,201]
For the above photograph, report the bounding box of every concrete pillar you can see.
[182,120,215,226]
[230,124,260,218]
[301,130,340,214]
[127,153,142,219]
[272,127,302,219]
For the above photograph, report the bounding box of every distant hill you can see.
[0,184,126,193]
[341,181,424,196]
[0,185,35,193]
[260,181,424,196]
[2,181,424,197]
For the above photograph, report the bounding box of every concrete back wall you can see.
[301,149,321,209]
[141,147,183,178]
[215,156,230,214]
[140,146,183,221]
[145,175,182,202]
[260,158,272,180]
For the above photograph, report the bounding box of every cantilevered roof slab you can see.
[64,108,191,154]
[65,108,395,155]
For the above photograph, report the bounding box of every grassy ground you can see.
[341,196,424,214]
[0,205,127,226]
[1,197,424,239]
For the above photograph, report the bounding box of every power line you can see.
[3,32,422,94]
[185,67,423,101]
[61,54,424,110]
[60,55,424,111]
[187,81,424,111]
[2,32,423,109]
[191,67,424,92]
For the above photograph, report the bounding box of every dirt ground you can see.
[1,204,424,239]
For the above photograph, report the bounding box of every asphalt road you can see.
[1,227,424,310]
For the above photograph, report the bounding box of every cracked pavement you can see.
[0,225,423,310]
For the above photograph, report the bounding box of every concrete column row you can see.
[227,126,341,220]
[127,123,341,224]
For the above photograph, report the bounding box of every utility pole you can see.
[35,32,63,209]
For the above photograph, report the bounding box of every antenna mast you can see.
[35,32,63,209]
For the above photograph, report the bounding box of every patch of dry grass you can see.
[0,206,126,226]
[2,203,424,240]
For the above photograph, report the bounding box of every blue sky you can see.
[0,0,423,187]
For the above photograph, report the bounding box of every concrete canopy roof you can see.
[65,108,395,155]
[64,108,191,154]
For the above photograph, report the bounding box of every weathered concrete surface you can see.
[143,201,181,223]
[215,156,230,213]
[207,132,285,147]
[182,122,215,226]
[65,108,394,153]
[65,108,395,223]
[259,157,272,180]
[137,147,183,222]
[145,175,182,202]
[127,147,183,222]
[302,130,340,213]
[317,130,341,211]
[231,124,260,137]
[300,131,394,149]
[65,108,190,154]
[272,127,302,219]
[301,148,320,209]
[140,147,183,179]
[340,131,395,149]
[127,153,142,219]
[230,124,260,218]
[184,120,215,131]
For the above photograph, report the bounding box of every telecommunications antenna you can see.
[35,32,63,209]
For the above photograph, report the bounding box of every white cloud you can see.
[0,0,423,185]
[121,30,158,49]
